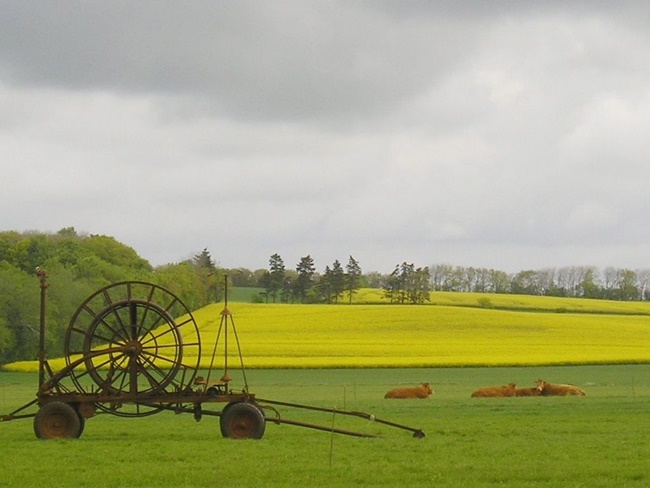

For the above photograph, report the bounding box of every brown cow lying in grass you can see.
[384,383,433,399]
[535,379,586,396]
[471,383,516,397]
[515,387,541,397]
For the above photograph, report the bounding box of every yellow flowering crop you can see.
[5,291,650,372]
[188,300,650,368]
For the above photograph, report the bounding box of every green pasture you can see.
[2,365,650,487]
[3,291,650,486]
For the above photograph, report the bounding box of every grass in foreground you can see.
[2,365,650,487]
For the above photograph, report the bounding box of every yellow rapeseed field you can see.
[5,290,650,371]
[203,304,650,368]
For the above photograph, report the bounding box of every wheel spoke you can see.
[129,302,139,341]
[140,324,182,346]
[135,360,165,390]
[116,361,130,392]
[142,284,156,324]
[140,350,180,370]
[88,331,121,345]
[102,290,129,334]
[82,305,130,344]
[88,353,122,372]
[162,297,179,318]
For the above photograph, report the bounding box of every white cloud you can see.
[566,201,618,233]
[1,2,649,273]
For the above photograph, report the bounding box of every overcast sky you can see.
[2,1,649,274]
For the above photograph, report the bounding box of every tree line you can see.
[256,253,363,304]
[426,264,650,301]
[245,253,432,305]
[0,229,226,364]
[253,259,650,303]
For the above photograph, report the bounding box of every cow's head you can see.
[534,379,546,392]
[422,383,433,395]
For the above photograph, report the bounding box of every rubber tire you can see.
[76,410,86,437]
[220,402,266,439]
[34,402,83,439]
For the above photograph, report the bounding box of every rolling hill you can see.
[7,290,650,371]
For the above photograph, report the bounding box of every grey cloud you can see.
[0,2,480,123]
[1,1,650,273]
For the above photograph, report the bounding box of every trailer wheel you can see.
[34,402,83,439]
[220,402,265,439]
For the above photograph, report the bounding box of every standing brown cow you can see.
[471,383,517,397]
[384,383,434,399]
[535,379,586,396]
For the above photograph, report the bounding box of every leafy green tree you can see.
[397,262,415,304]
[319,265,333,303]
[510,270,541,295]
[384,263,414,304]
[38,261,98,357]
[0,230,166,362]
[616,269,639,301]
[258,271,272,303]
[409,266,431,304]
[490,269,511,294]
[193,248,216,270]
[319,260,345,303]
[384,265,401,303]
[294,255,316,303]
[0,263,40,363]
[638,269,650,301]
[153,262,208,311]
[2,233,54,273]
[581,268,602,299]
[80,235,151,271]
[345,256,362,304]
[56,227,78,238]
[383,262,430,304]
[227,268,258,287]
[266,253,285,303]
[329,260,345,303]
[430,264,452,291]
[192,248,223,302]
[281,274,295,303]
[443,266,463,291]
[364,271,386,289]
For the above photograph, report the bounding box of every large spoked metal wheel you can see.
[64,281,201,417]
[220,402,266,439]
[34,402,83,439]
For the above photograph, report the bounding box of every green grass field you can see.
[3,291,650,486]
[2,365,650,487]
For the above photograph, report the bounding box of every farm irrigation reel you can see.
[1,269,424,440]
[62,279,202,417]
